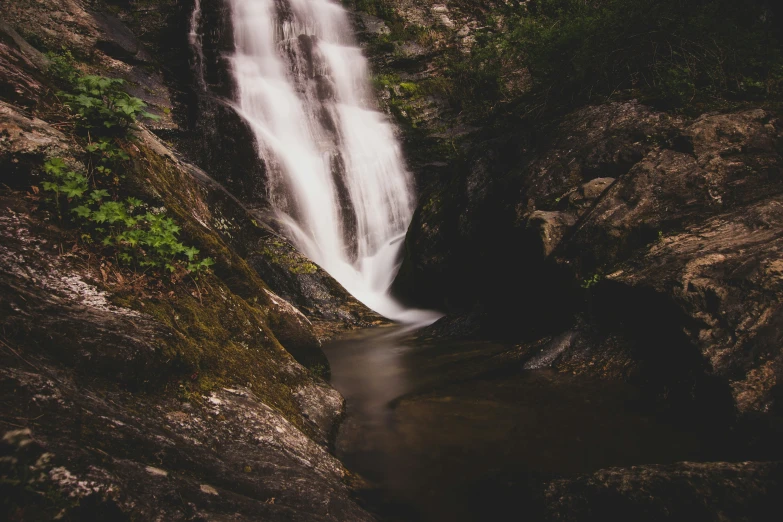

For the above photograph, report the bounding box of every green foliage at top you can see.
[443,0,783,117]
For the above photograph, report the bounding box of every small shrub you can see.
[46,48,80,85]
[41,158,88,202]
[443,0,783,118]
[581,273,602,290]
[38,53,210,279]
[86,136,130,189]
[42,158,214,274]
[60,75,160,131]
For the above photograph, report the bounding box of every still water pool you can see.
[323,326,711,522]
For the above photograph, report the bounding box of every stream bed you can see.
[323,326,717,522]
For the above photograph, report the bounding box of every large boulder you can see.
[396,101,783,422]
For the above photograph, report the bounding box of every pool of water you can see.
[323,326,712,522]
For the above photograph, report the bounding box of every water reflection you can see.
[324,326,710,522]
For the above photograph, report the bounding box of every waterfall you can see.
[189,0,206,91]
[226,0,440,324]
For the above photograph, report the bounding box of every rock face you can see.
[0,196,367,518]
[0,105,372,520]
[347,0,783,514]
[541,461,783,522]
[388,78,783,519]
[0,1,380,519]
[395,100,783,425]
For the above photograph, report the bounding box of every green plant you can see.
[581,273,602,289]
[42,157,214,274]
[46,48,79,85]
[443,0,783,118]
[86,136,130,188]
[60,75,160,131]
[41,158,88,216]
[39,53,209,278]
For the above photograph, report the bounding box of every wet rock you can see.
[90,10,154,64]
[0,177,368,519]
[0,0,101,57]
[0,370,375,521]
[0,100,73,188]
[0,23,48,109]
[430,5,455,29]
[559,109,783,275]
[601,196,783,415]
[525,211,577,258]
[0,204,175,386]
[543,461,783,522]
[354,13,390,37]
[397,99,783,426]
[568,177,615,210]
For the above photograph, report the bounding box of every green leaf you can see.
[62,178,88,199]
[183,246,199,261]
[41,181,59,192]
[90,189,110,201]
[44,158,67,175]
[71,205,92,218]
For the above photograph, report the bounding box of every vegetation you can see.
[61,75,160,132]
[441,0,783,118]
[581,273,602,289]
[350,0,398,21]
[38,51,213,275]
[262,240,318,275]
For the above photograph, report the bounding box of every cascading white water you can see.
[227,0,440,324]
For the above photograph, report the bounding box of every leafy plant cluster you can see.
[42,157,214,273]
[46,48,80,85]
[40,52,213,275]
[47,48,159,132]
[64,75,160,132]
[581,273,602,290]
[442,0,783,117]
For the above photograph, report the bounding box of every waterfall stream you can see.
[224,0,438,324]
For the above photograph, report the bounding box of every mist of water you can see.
[226,0,439,324]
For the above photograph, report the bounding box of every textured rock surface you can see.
[0,2,379,515]
[541,461,783,522]
[386,82,783,516]
[396,100,783,422]
[0,117,372,520]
